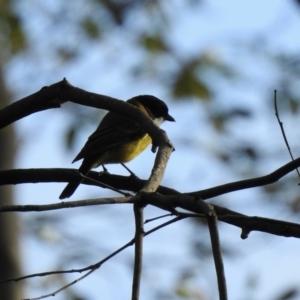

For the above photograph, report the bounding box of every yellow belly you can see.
[93,134,152,167]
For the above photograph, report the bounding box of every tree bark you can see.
[0,67,22,299]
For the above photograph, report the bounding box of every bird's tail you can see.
[59,162,91,199]
[59,179,82,199]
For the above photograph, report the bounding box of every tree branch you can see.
[2,156,300,200]
[198,199,227,300]
[0,168,178,195]
[0,79,174,196]
[274,89,300,178]
[2,192,300,238]
[2,215,186,300]
[141,193,300,239]
[132,200,144,300]
[189,157,300,199]
[0,196,132,212]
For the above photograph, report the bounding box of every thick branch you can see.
[0,168,177,195]
[0,79,172,152]
[0,79,134,129]
[1,192,300,238]
[0,79,174,193]
[2,155,300,199]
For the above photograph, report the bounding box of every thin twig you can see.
[274,89,300,178]
[189,156,300,199]
[22,269,95,300]
[132,203,144,300]
[144,213,173,224]
[1,238,135,284]
[3,192,300,239]
[0,196,133,213]
[4,215,187,300]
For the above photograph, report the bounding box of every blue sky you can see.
[7,1,300,299]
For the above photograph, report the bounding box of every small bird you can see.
[59,95,175,199]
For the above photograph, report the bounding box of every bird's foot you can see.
[121,163,139,179]
[99,164,109,176]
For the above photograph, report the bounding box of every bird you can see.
[59,95,175,199]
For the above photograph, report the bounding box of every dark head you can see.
[128,95,175,123]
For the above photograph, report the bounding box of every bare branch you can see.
[2,187,300,238]
[22,269,95,300]
[189,156,300,199]
[274,89,300,178]
[0,79,135,129]
[3,215,186,299]
[132,201,145,300]
[198,199,227,300]
[141,139,174,193]
[0,168,178,195]
[142,193,300,238]
[0,79,174,198]
[0,196,132,213]
[2,154,300,200]
[1,237,134,285]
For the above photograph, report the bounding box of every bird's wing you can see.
[72,112,147,162]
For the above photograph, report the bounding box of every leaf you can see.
[81,18,101,39]
[140,34,168,53]
[172,63,211,99]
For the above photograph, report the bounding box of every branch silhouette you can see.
[0,78,174,195]
[132,201,144,300]
[2,81,300,300]
[2,215,187,300]
[1,155,300,199]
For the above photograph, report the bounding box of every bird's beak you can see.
[165,114,175,122]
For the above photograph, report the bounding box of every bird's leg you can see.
[101,164,108,173]
[121,163,139,178]
[98,165,109,178]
